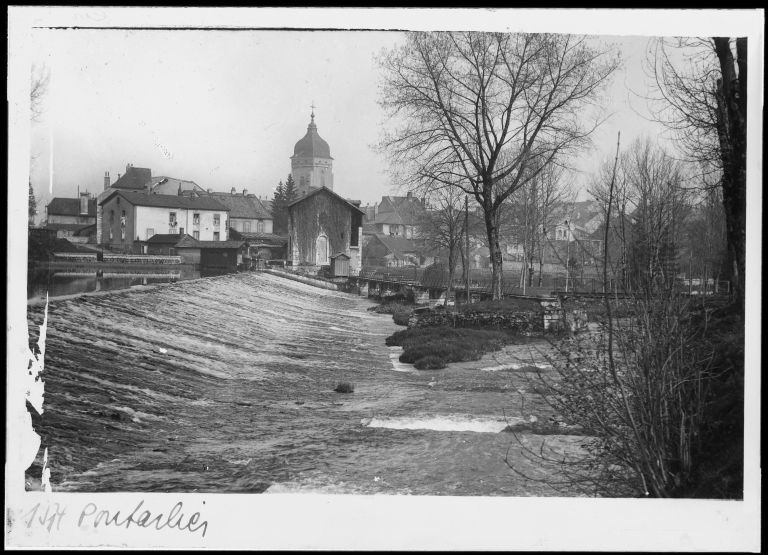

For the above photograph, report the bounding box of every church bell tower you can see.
[290,106,334,196]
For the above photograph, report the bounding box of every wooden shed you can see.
[330,252,351,277]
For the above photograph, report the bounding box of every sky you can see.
[23,14,722,214]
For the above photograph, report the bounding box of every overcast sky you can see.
[25,21,703,209]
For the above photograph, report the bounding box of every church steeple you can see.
[290,104,334,196]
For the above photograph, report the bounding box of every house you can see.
[287,186,364,274]
[144,233,194,255]
[228,229,288,261]
[173,235,247,272]
[364,192,426,238]
[148,176,207,197]
[99,190,229,251]
[208,189,273,234]
[43,193,98,243]
[362,234,421,268]
[46,193,97,225]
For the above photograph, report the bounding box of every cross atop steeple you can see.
[310,101,317,122]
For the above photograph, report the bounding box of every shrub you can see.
[388,326,514,368]
[413,355,447,370]
[333,382,354,394]
[392,308,412,326]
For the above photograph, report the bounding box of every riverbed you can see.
[25,271,585,496]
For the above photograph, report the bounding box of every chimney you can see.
[406,191,412,199]
[79,191,89,215]
[207,188,212,194]
[231,187,236,195]
[104,171,110,190]
[243,188,247,196]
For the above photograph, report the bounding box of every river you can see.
[25,272,584,496]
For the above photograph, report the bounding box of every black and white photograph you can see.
[6,7,762,550]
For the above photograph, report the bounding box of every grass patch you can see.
[387,326,515,370]
[333,382,355,394]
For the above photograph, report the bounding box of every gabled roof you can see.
[112,166,152,190]
[287,186,365,215]
[207,192,272,219]
[99,190,229,211]
[373,211,405,225]
[43,222,94,233]
[173,236,245,249]
[230,231,288,246]
[150,176,206,196]
[46,197,97,217]
[147,233,194,244]
[375,195,426,226]
[372,234,420,258]
[192,240,246,249]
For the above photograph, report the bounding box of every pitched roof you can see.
[43,222,94,233]
[100,190,229,211]
[230,231,288,246]
[373,211,405,225]
[112,165,152,190]
[376,195,426,226]
[147,233,194,244]
[172,236,244,249]
[150,176,206,196]
[287,186,365,215]
[46,197,97,217]
[372,234,420,258]
[207,192,272,219]
[192,240,246,249]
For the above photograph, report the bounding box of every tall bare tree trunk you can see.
[713,37,747,302]
[446,246,455,306]
[486,209,503,299]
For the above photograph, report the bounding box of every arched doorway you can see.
[315,234,328,265]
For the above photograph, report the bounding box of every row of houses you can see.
[359,193,607,272]
[40,164,288,271]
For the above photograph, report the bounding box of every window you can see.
[146,228,154,240]
[193,231,200,240]
[180,227,185,235]
[257,220,264,233]
[213,214,220,227]
[120,210,126,228]
[109,210,115,224]
[213,231,220,241]
[243,221,251,233]
[193,213,200,225]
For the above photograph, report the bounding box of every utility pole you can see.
[465,195,470,305]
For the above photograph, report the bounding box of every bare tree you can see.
[417,187,466,305]
[505,163,573,288]
[30,64,50,123]
[648,37,746,301]
[378,32,619,299]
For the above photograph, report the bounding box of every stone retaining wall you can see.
[408,309,545,335]
[407,297,567,335]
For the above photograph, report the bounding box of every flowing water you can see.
[26,272,584,496]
